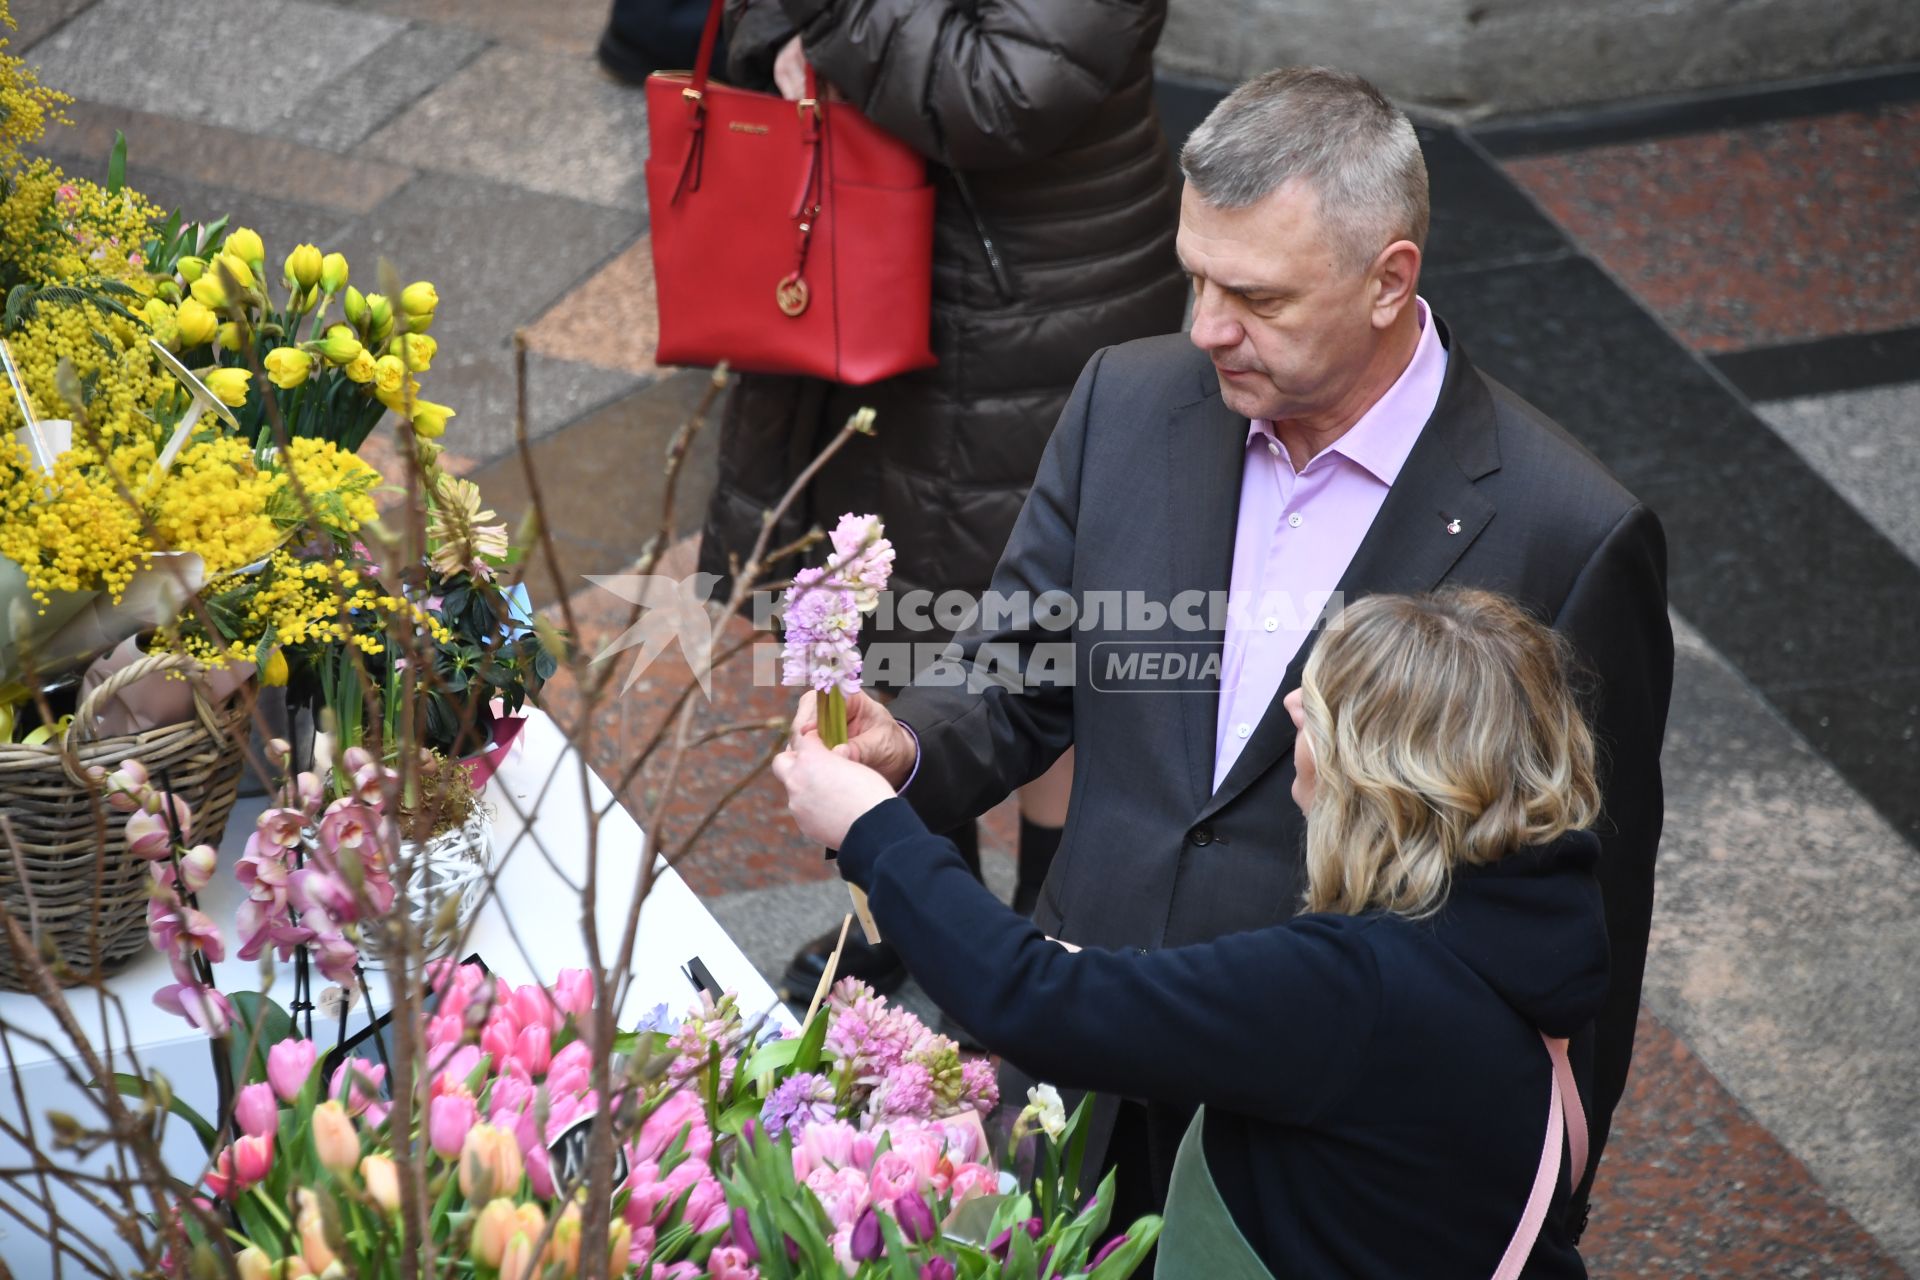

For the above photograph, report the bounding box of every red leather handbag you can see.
[645,0,938,385]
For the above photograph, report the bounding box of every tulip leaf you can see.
[226,991,295,1085]
[742,1034,801,1083]
[791,1002,831,1076]
[106,130,127,195]
[99,1071,219,1151]
[874,1211,921,1280]
[1085,1215,1162,1280]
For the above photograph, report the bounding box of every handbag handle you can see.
[675,0,821,206]
[686,0,820,107]
[1490,1034,1589,1280]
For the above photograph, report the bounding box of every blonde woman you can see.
[774,589,1606,1278]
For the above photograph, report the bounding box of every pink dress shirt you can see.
[1212,298,1448,790]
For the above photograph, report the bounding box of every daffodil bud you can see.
[175,298,218,347]
[320,252,349,294]
[399,281,438,316]
[284,243,323,290]
[315,324,364,366]
[409,400,455,438]
[176,255,207,283]
[343,350,377,384]
[397,333,436,373]
[216,321,245,353]
[224,226,265,271]
[260,647,289,687]
[142,298,173,328]
[205,367,252,407]
[264,347,314,390]
[343,286,368,328]
[401,308,434,333]
[188,274,228,311]
[364,292,393,338]
[215,253,256,293]
[154,279,181,303]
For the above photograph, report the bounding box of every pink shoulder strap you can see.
[1491,1034,1587,1280]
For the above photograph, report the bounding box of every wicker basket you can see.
[0,652,251,990]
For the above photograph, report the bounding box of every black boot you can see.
[1012,818,1062,917]
[781,823,981,1003]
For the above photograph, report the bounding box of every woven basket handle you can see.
[61,650,232,788]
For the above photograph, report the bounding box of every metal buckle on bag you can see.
[683,87,704,102]
[797,97,820,122]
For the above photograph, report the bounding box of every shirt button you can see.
[1236,723,1252,738]
[1288,512,1304,528]
[1263,617,1278,632]
[1265,439,1281,457]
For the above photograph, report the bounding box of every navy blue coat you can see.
[839,797,1609,1278]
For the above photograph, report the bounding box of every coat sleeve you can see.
[775,0,1161,168]
[841,798,1379,1123]
[1550,501,1674,1191]
[883,348,1103,834]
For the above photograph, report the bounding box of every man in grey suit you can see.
[795,67,1672,1236]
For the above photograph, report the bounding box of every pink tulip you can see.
[545,1040,592,1096]
[552,968,595,1020]
[481,1013,517,1065]
[946,1163,997,1205]
[488,1073,534,1125]
[311,1100,360,1177]
[804,1166,873,1232]
[509,983,558,1034]
[511,1024,552,1077]
[682,1173,729,1233]
[234,1083,278,1139]
[330,1060,387,1118]
[498,1232,538,1280]
[635,1091,711,1164]
[622,1161,671,1228]
[267,1038,318,1102]
[708,1244,759,1280]
[429,1091,478,1159]
[792,1120,858,1181]
[524,1137,555,1199]
[432,1045,482,1096]
[204,1131,273,1199]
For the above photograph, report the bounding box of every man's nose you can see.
[1188,290,1241,352]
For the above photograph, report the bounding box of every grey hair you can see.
[1180,66,1430,273]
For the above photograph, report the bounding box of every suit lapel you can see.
[1196,336,1504,823]
[1165,391,1247,810]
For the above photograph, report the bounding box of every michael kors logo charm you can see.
[776,274,809,317]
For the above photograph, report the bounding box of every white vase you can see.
[363,812,493,968]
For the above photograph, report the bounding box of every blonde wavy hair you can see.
[1297,589,1601,918]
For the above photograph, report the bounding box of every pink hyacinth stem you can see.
[817,690,882,944]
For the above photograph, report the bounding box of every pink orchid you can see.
[153,983,234,1036]
[177,843,217,894]
[254,808,307,848]
[125,810,175,860]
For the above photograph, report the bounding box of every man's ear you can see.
[1370,240,1422,329]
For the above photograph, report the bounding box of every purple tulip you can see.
[1091,1234,1131,1268]
[989,1218,1044,1260]
[919,1259,956,1280]
[729,1207,759,1262]
[851,1207,884,1262]
[893,1193,936,1244]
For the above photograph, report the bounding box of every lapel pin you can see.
[1445,517,1462,535]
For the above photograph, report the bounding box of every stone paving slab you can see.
[25,0,404,133]
[3,0,95,52]
[39,99,414,215]
[268,19,491,153]
[342,0,609,56]
[1647,615,1920,1270]
[362,43,651,210]
[1759,381,1920,567]
[525,232,660,380]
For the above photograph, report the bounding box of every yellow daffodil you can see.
[343,350,377,384]
[321,252,349,294]
[343,286,368,327]
[284,243,323,290]
[397,332,436,372]
[260,648,289,687]
[216,321,245,352]
[205,367,252,407]
[371,353,406,396]
[409,400,455,438]
[176,298,218,346]
[154,279,182,303]
[316,324,363,365]
[400,281,438,316]
[224,226,265,270]
[189,274,228,310]
[177,255,207,283]
[264,347,313,389]
[403,309,435,334]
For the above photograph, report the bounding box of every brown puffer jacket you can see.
[696,0,1188,667]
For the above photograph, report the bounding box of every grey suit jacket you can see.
[891,323,1673,1203]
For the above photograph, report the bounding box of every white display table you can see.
[0,709,791,1273]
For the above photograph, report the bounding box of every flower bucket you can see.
[0,652,251,989]
[362,811,492,969]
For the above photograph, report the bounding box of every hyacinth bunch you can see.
[142,963,1157,1279]
[781,513,895,702]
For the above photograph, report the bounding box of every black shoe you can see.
[780,925,905,1003]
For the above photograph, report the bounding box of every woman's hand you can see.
[772,732,899,850]
[773,34,808,101]
[792,689,917,787]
